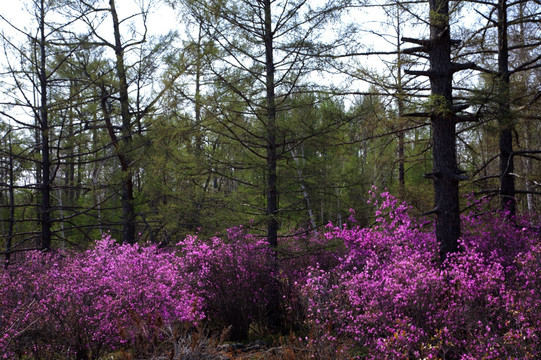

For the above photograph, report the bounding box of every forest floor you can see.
[214,342,309,359]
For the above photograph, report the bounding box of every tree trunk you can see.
[264,0,278,248]
[398,131,405,194]
[292,147,317,234]
[5,130,15,268]
[428,0,460,262]
[395,4,406,196]
[497,0,515,215]
[110,0,136,244]
[39,0,52,251]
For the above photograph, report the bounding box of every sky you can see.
[1,0,181,39]
[0,0,183,127]
[0,0,446,123]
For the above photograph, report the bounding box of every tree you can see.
[404,0,474,262]
[0,127,16,267]
[462,0,541,215]
[0,0,93,250]
[371,0,432,201]
[179,0,348,247]
[69,0,178,244]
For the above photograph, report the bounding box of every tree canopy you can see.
[0,0,539,257]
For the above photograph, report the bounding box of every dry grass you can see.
[103,324,357,360]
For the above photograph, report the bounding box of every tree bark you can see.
[428,0,460,262]
[4,130,15,268]
[497,0,516,215]
[110,0,136,244]
[39,0,52,251]
[292,147,317,234]
[264,0,279,248]
[395,2,406,196]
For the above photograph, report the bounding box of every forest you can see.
[0,0,540,359]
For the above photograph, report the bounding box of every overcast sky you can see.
[0,0,444,122]
[1,0,180,37]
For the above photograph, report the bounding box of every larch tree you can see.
[68,0,178,244]
[378,0,429,199]
[0,0,95,251]
[464,0,541,215]
[404,0,475,262]
[180,0,349,247]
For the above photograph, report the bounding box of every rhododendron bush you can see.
[1,191,540,359]
[300,191,541,359]
[0,236,204,359]
[176,227,278,340]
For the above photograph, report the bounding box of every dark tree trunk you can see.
[110,0,136,244]
[99,84,135,246]
[192,23,205,229]
[194,24,204,156]
[262,0,283,335]
[497,0,516,215]
[264,0,278,248]
[5,130,15,268]
[39,0,51,251]
[397,70,406,195]
[428,0,460,262]
[398,130,405,193]
[396,7,406,196]
[67,80,76,206]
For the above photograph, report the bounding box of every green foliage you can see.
[1,0,540,256]
[425,94,453,118]
[429,9,449,28]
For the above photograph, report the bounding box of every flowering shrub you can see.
[177,226,277,340]
[0,235,203,359]
[1,191,540,359]
[300,190,541,359]
[275,228,345,332]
